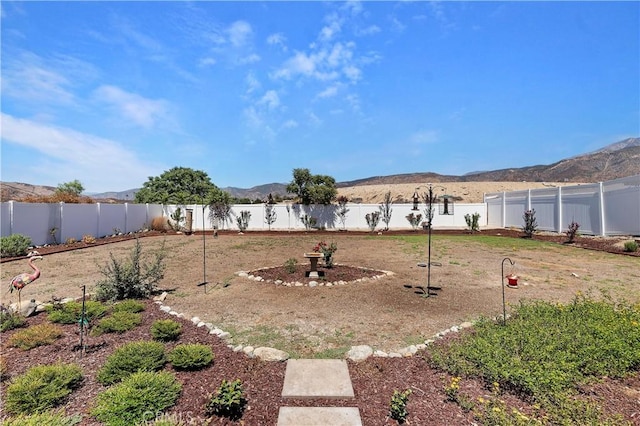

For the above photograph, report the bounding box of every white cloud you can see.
[320,13,342,41]
[355,25,381,36]
[2,51,96,107]
[245,71,261,95]
[267,32,287,51]
[258,90,280,110]
[199,57,217,67]
[317,86,339,99]
[238,53,261,65]
[281,119,299,130]
[228,20,253,47]
[93,85,171,129]
[410,130,439,145]
[343,65,361,82]
[1,113,159,191]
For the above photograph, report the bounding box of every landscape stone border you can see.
[236,264,395,287]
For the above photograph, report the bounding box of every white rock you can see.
[191,316,201,325]
[209,328,224,336]
[205,323,214,330]
[238,272,248,277]
[460,321,474,329]
[326,283,333,287]
[218,332,231,339]
[243,346,255,355]
[196,321,207,328]
[309,281,318,287]
[60,297,75,304]
[153,291,168,302]
[233,345,243,352]
[159,305,171,313]
[36,302,51,313]
[169,311,179,316]
[571,272,579,278]
[389,352,402,358]
[253,347,289,361]
[346,345,373,362]
[416,344,427,351]
[295,282,303,287]
[373,350,389,357]
[177,313,186,319]
[450,325,460,333]
[424,339,435,345]
[275,280,283,285]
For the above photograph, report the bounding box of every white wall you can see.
[484,175,640,236]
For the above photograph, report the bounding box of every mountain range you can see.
[1,137,638,202]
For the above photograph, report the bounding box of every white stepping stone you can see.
[277,407,362,426]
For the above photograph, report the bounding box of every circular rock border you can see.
[236,264,395,287]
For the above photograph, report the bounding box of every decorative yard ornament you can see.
[9,252,43,310]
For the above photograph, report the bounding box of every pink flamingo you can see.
[9,253,43,309]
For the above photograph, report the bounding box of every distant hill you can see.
[2,137,638,202]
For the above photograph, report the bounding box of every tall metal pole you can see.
[426,185,433,297]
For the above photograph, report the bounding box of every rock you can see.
[294,282,303,287]
[36,302,52,313]
[243,346,255,356]
[169,311,179,316]
[159,305,171,313]
[388,352,402,358]
[398,345,418,357]
[253,347,289,361]
[153,291,168,302]
[460,321,474,329]
[373,350,388,357]
[218,332,231,339]
[233,345,243,352]
[10,300,40,317]
[191,317,201,324]
[346,345,373,362]
[571,272,579,278]
[309,281,318,287]
[237,272,248,277]
[196,321,206,328]
[209,328,224,336]
[275,280,283,285]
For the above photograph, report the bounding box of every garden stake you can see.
[79,285,88,357]
[197,201,209,293]
[501,258,515,325]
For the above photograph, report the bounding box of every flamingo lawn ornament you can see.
[9,253,43,310]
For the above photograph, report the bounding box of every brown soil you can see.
[1,229,639,425]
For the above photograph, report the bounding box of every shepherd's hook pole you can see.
[501,257,515,325]
[202,200,207,294]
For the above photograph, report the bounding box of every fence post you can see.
[8,200,14,236]
[96,203,101,238]
[501,192,506,228]
[124,203,128,233]
[599,182,606,236]
[557,186,563,233]
[59,202,64,243]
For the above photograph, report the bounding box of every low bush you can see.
[0,355,8,381]
[4,363,83,415]
[389,389,412,423]
[3,411,82,426]
[623,240,638,252]
[169,344,214,371]
[46,300,107,324]
[97,340,166,385]
[151,319,182,342]
[91,371,181,426]
[8,323,63,350]
[522,209,538,238]
[566,221,580,243]
[464,212,481,233]
[95,239,166,302]
[284,258,298,274]
[112,299,146,313]
[151,216,169,232]
[82,234,96,244]
[1,309,26,332]
[205,379,247,420]
[0,234,32,258]
[92,311,142,335]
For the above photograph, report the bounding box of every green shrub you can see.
[91,371,181,426]
[169,343,214,371]
[95,239,166,301]
[566,221,580,243]
[97,340,166,385]
[4,363,83,415]
[0,234,32,258]
[92,311,142,335]
[151,319,182,342]
[0,355,8,381]
[284,258,298,274]
[8,323,63,350]
[430,294,640,424]
[205,379,247,420]
[1,309,26,332]
[46,300,107,324]
[623,240,638,252]
[464,212,481,233]
[389,389,412,423]
[3,411,82,426]
[112,299,146,313]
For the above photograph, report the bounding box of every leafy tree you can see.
[56,180,84,196]
[286,168,337,205]
[134,167,217,204]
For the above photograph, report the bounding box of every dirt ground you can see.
[3,229,638,358]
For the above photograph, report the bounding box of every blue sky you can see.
[1,1,638,193]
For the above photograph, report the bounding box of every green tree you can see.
[286,168,337,205]
[134,167,217,204]
[56,180,84,196]
[207,188,233,229]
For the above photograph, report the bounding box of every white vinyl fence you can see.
[484,175,640,236]
[1,201,487,246]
